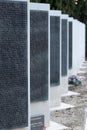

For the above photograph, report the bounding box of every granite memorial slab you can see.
[69,21,72,69]
[50,14,60,86]
[0,0,29,129]
[61,19,68,76]
[30,9,48,102]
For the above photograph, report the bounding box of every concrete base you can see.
[50,86,61,108]
[84,119,87,130]
[31,101,50,127]
[82,64,87,67]
[82,62,87,65]
[78,70,86,74]
[50,102,74,111]
[84,108,87,130]
[60,76,68,95]
[46,121,68,130]
[62,91,80,97]
[69,69,73,77]
[80,66,87,69]
[83,61,87,63]
[60,86,68,96]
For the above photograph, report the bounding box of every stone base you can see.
[62,91,80,97]
[46,121,68,130]
[50,86,61,108]
[50,102,74,111]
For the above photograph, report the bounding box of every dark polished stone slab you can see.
[30,10,48,102]
[50,16,60,86]
[61,19,68,76]
[31,115,44,130]
[0,1,28,129]
[69,22,72,69]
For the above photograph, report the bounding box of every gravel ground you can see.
[50,65,87,130]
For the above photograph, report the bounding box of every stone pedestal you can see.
[50,10,61,108]
[60,14,69,95]
[30,3,50,129]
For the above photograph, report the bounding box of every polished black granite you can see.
[69,22,72,69]
[30,10,48,102]
[50,16,60,86]
[0,1,28,129]
[61,19,68,76]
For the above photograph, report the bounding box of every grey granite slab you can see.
[50,16,60,86]
[30,10,48,102]
[0,1,28,129]
[69,22,73,69]
[61,19,68,76]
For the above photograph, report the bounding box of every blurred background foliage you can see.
[30,0,87,58]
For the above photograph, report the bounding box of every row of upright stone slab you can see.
[0,1,86,130]
[30,3,86,130]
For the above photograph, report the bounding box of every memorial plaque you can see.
[30,10,48,102]
[0,1,28,129]
[31,115,44,130]
[69,22,72,69]
[50,16,60,86]
[61,19,68,76]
